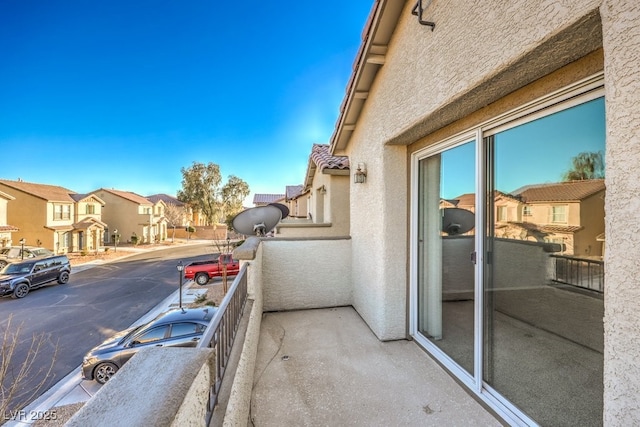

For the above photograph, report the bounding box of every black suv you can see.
[0,255,71,298]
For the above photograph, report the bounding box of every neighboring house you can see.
[507,180,605,256]
[91,188,167,244]
[69,193,108,253]
[317,0,636,425]
[447,180,606,256]
[276,144,350,237]
[147,193,190,227]
[252,193,285,207]
[0,179,98,253]
[0,190,18,247]
[284,185,308,218]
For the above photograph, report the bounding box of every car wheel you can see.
[94,362,118,384]
[12,283,29,299]
[195,273,209,286]
[58,271,70,284]
[0,261,7,268]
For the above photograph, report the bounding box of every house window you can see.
[497,206,507,222]
[551,205,567,223]
[86,204,95,215]
[413,81,605,425]
[54,204,71,220]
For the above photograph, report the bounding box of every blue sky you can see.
[440,97,605,199]
[0,1,372,204]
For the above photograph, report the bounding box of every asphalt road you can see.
[0,243,217,416]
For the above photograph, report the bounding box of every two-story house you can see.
[91,188,167,244]
[69,194,108,253]
[0,179,77,253]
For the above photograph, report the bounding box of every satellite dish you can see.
[441,208,475,235]
[232,205,283,236]
[269,203,290,220]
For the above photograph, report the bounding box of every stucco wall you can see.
[261,239,352,311]
[67,347,213,427]
[343,0,611,342]
[601,0,640,424]
[337,0,640,422]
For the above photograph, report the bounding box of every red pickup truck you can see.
[184,254,240,285]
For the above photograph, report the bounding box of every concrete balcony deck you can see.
[245,306,500,426]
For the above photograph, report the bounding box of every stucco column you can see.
[601,1,640,424]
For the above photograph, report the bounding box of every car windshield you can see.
[3,262,34,274]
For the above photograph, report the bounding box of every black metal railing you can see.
[551,255,604,293]
[197,263,249,424]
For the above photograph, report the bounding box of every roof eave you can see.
[329,0,406,154]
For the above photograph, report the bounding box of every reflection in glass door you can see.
[414,89,605,426]
[417,140,476,375]
[483,97,605,426]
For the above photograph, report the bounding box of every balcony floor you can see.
[251,306,502,426]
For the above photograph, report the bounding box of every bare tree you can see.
[164,203,186,243]
[1,315,58,422]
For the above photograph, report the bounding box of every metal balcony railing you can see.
[197,263,249,425]
[551,254,604,293]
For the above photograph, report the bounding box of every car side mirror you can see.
[130,340,140,347]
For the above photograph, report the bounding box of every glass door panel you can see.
[417,140,476,375]
[484,97,605,426]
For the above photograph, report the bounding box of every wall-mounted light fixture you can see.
[354,163,367,184]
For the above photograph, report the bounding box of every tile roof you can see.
[73,217,107,230]
[0,179,76,202]
[253,194,285,205]
[285,185,304,200]
[0,225,19,232]
[310,144,350,171]
[96,188,152,205]
[147,193,184,206]
[515,179,605,202]
[502,221,583,234]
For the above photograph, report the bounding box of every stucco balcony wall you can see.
[66,347,213,426]
[259,237,352,311]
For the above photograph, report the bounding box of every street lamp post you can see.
[19,238,25,260]
[177,261,184,309]
[113,229,118,253]
[226,237,231,253]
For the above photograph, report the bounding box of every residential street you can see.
[1,242,216,416]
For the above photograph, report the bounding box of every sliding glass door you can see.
[417,138,476,376]
[414,81,605,426]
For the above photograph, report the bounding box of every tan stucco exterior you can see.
[331,0,639,423]
[91,189,167,244]
[277,146,350,238]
